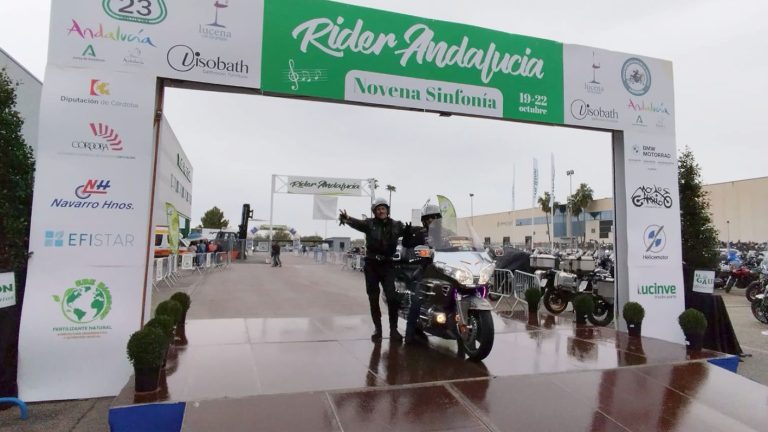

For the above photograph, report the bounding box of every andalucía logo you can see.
[643,224,669,261]
[621,57,652,96]
[631,185,673,209]
[637,282,676,299]
[44,230,135,248]
[53,279,112,324]
[166,45,249,78]
[49,180,134,210]
[200,0,232,42]
[66,19,157,47]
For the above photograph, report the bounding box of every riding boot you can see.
[389,310,402,342]
[371,322,383,341]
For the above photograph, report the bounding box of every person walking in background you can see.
[339,197,406,342]
[271,241,282,267]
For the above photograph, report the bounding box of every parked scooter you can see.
[391,218,495,361]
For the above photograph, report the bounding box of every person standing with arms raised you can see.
[339,198,406,342]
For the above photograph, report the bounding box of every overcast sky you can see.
[1,0,766,238]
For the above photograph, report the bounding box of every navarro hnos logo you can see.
[49,179,134,211]
[637,282,676,299]
[166,45,249,78]
[642,224,668,261]
[570,99,618,122]
[44,230,135,248]
[631,185,673,209]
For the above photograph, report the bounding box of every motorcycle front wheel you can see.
[745,282,763,303]
[751,300,768,324]
[725,277,735,293]
[543,290,568,315]
[587,296,614,326]
[457,310,495,361]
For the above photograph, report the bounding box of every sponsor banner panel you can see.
[19,265,144,401]
[286,176,363,196]
[48,0,264,88]
[693,270,715,294]
[37,65,156,162]
[261,0,563,123]
[0,272,16,309]
[628,267,685,343]
[563,44,674,134]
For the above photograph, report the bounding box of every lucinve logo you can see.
[570,99,618,121]
[166,45,249,77]
[44,230,135,248]
[637,282,677,298]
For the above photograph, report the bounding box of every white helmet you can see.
[421,204,442,224]
[371,197,390,212]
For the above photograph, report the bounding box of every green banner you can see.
[165,203,180,256]
[262,0,563,124]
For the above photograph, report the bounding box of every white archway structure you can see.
[20,0,682,401]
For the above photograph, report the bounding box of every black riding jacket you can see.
[343,216,405,259]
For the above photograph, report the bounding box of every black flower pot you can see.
[575,314,588,325]
[174,311,188,346]
[627,322,642,337]
[684,332,704,351]
[134,367,160,393]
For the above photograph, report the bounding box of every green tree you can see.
[301,235,324,243]
[537,192,558,245]
[678,147,719,269]
[568,183,594,245]
[385,184,396,205]
[200,206,229,229]
[0,67,35,398]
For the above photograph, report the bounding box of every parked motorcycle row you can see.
[715,249,768,324]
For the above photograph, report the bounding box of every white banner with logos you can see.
[286,176,363,196]
[47,0,264,89]
[0,273,16,309]
[693,270,715,294]
[563,45,675,135]
[18,65,156,401]
[623,131,684,343]
[313,195,338,220]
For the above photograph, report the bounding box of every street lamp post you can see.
[469,193,475,225]
[566,170,574,247]
[726,220,730,257]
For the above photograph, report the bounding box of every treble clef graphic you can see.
[288,59,299,90]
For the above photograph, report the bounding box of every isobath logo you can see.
[570,99,618,122]
[621,57,652,96]
[44,230,135,248]
[53,279,112,324]
[631,185,673,209]
[166,44,249,77]
[90,79,110,96]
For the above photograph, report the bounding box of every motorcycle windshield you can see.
[427,217,485,252]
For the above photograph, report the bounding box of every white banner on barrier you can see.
[0,273,16,309]
[286,176,363,196]
[181,253,194,270]
[155,259,164,281]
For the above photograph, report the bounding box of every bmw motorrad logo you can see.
[621,57,652,96]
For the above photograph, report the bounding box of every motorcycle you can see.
[724,264,759,293]
[751,283,768,324]
[745,258,768,303]
[540,254,615,326]
[391,218,495,361]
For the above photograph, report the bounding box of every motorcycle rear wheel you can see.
[725,277,735,293]
[587,296,614,326]
[457,310,494,361]
[751,300,768,324]
[543,290,568,315]
[745,282,763,303]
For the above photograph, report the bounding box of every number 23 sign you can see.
[102,0,167,25]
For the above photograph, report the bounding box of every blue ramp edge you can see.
[109,402,186,432]
[707,355,739,374]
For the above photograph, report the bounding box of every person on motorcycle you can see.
[401,203,442,345]
[339,197,406,342]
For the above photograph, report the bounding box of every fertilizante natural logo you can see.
[53,279,112,324]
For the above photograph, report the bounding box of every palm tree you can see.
[537,192,558,245]
[385,184,396,206]
[568,183,594,246]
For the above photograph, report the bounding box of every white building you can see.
[152,115,193,236]
[0,47,42,156]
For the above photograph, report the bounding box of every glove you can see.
[338,210,348,226]
[403,222,412,236]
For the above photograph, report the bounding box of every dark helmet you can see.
[420,203,442,224]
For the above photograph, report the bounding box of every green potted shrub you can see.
[170,292,191,346]
[572,294,594,325]
[126,327,167,393]
[144,316,175,367]
[155,300,182,326]
[622,302,645,337]
[678,308,707,351]
[524,287,542,316]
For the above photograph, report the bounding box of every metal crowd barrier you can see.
[490,269,541,312]
[152,252,232,292]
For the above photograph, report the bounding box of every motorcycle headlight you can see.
[478,264,494,285]
[434,262,474,285]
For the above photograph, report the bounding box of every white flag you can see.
[550,153,555,208]
[532,158,539,208]
[313,196,338,220]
